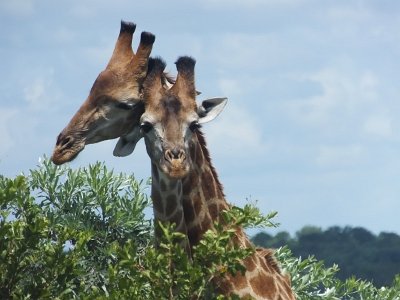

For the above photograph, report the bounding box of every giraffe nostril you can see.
[165,149,186,162]
[59,136,74,149]
[171,148,180,158]
[178,151,186,161]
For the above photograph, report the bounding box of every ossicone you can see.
[140,31,156,46]
[120,20,136,34]
[175,56,196,74]
[148,57,167,75]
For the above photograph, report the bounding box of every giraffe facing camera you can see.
[136,55,295,299]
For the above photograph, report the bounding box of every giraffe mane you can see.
[195,129,225,198]
[256,248,282,274]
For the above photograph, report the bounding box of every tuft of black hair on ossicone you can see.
[175,56,196,73]
[140,31,156,45]
[147,57,166,75]
[120,20,136,34]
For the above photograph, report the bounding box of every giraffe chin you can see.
[161,161,189,179]
[51,145,85,165]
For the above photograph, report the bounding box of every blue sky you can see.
[1,0,399,236]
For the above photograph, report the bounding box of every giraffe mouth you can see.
[160,159,190,179]
[51,143,85,165]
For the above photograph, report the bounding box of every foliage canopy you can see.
[1,159,399,299]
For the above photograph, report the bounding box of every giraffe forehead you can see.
[163,95,182,113]
[147,94,196,122]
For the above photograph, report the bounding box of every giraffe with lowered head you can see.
[52,21,155,165]
[131,56,296,299]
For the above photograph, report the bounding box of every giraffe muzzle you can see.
[51,133,85,165]
[165,148,186,162]
[161,148,189,179]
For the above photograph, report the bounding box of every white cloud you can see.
[0,0,35,16]
[201,77,269,159]
[204,100,268,159]
[52,27,76,44]
[83,44,114,67]
[363,115,393,138]
[68,2,96,19]
[24,78,46,106]
[199,0,307,9]
[67,0,137,19]
[23,69,58,110]
[316,144,364,167]
[326,3,371,24]
[286,67,379,124]
[213,33,283,70]
[218,78,242,98]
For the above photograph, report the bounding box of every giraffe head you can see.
[51,21,155,165]
[138,56,227,179]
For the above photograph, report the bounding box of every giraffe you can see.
[51,20,155,165]
[50,21,296,299]
[134,56,296,299]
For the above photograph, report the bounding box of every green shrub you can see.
[1,159,151,299]
[1,158,399,299]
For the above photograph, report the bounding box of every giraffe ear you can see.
[198,97,228,124]
[113,127,143,157]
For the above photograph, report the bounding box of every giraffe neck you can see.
[181,130,230,246]
[149,130,229,248]
[150,132,295,299]
[181,132,295,299]
[150,163,190,252]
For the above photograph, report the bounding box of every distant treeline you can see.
[252,226,400,287]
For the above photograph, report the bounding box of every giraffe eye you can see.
[189,121,201,132]
[116,102,134,110]
[140,121,153,133]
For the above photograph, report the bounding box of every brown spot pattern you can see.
[231,273,248,290]
[170,211,183,228]
[201,170,216,199]
[208,203,219,220]
[182,197,195,222]
[200,217,212,232]
[249,273,276,299]
[193,191,203,216]
[165,195,177,216]
[244,255,258,273]
[183,172,198,194]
